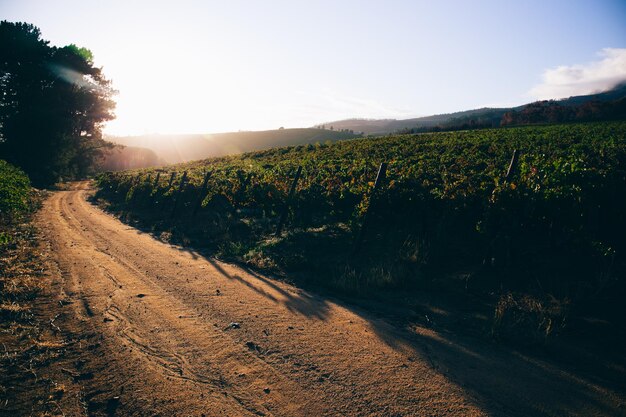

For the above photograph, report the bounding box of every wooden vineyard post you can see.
[353,162,388,254]
[126,174,141,205]
[167,172,177,189]
[134,174,152,206]
[504,149,519,267]
[158,172,177,212]
[505,149,519,182]
[275,166,303,236]
[233,170,253,210]
[170,171,188,219]
[486,149,521,270]
[243,172,253,189]
[192,171,212,217]
[129,173,139,189]
[149,172,161,206]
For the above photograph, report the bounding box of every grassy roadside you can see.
[0,161,79,416]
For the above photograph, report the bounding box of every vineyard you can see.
[94,122,626,318]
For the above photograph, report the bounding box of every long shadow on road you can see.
[206,257,331,320]
[96,197,626,417]
[173,241,626,417]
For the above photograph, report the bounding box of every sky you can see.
[1,0,626,135]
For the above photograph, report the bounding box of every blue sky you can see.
[2,0,625,135]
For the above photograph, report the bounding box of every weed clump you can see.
[492,292,569,345]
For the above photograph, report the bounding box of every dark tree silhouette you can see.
[0,21,116,186]
[500,98,626,127]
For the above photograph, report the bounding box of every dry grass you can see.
[0,215,73,415]
[492,292,569,345]
[331,264,396,293]
[244,248,279,270]
[33,339,67,350]
[0,302,27,313]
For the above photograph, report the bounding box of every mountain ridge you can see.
[317,83,626,135]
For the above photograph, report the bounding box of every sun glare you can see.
[104,62,272,137]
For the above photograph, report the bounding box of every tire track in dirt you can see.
[59,191,328,416]
[37,183,486,416]
[54,189,303,416]
[44,190,279,416]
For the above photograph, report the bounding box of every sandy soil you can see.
[29,182,625,416]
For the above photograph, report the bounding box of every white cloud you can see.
[529,48,626,100]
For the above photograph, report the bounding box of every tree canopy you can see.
[0,21,116,186]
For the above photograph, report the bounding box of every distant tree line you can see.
[0,21,116,187]
[396,96,626,134]
[314,124,358,134]
[500,98,626,126]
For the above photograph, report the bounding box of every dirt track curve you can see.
[35,183,625,417]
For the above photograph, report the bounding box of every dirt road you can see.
[34,183,625,416]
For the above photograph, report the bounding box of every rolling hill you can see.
[108,128,361,164]
[317,108,511,135]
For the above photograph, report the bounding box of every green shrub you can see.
[0,160,31,221]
